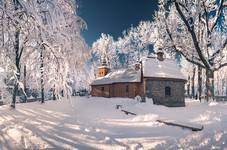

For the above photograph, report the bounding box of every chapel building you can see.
[91,50,187,107]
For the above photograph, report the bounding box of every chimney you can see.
[157,48,164,61]
[135,63,140,71]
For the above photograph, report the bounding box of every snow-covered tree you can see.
[0,0,88,107]
[92,33,119,68]
[215,67,227,95]
[0,0,33,107]
[116,22,155,67]
[153,0,227,99]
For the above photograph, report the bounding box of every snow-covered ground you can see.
[0,97,227,150]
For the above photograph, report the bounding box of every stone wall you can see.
[145,79,185,107]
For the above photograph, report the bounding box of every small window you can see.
[101,87,104,91]
[126,85,129,93]
[165,86,171,96]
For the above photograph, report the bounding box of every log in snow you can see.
[157,120,204,132]
[121,110,137,116]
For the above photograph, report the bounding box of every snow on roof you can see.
[142,57,186,80]
[98,66,109,69]
[91,57,186,85]
[91,68,141,85]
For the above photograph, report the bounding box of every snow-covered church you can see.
[91,49,187,107]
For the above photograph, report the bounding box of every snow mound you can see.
[209,101,219,106]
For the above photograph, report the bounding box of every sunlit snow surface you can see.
[0,97,227,149]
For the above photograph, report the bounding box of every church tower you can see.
[98,58,110,77]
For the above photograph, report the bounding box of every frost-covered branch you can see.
[174,1,211,69]
[210,0,225,32]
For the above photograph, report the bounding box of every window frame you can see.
[165,86,171,97]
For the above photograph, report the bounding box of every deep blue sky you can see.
[77,0,159,46]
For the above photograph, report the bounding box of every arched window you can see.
[165,86,171,96]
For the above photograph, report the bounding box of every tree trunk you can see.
[197,66,202,101]
[53,86,56,100]
[140,61,146,102]
[221,78,224,96]
[11,29,20,108]
[10,0,21,109]
[38,10,48,103]
[225,77,227,96]
[11,83,19,108]
[187,76,190,97]
[226,83,227,96]
[191,66,195,98]
[11,45,20,108]
[40,49,45,103]
[23,65,27,102]
[206,69,214,101]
